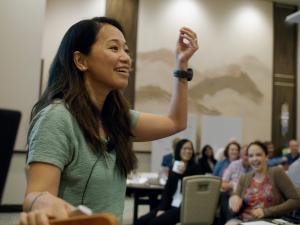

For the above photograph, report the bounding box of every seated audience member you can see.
[226,141,300,225]
[219,145,252,224]
[265,141,274,158]
[136,139,200,225]
[288,157,300,188]
[285,139,300,166]
[213,142,241,177]
[222,145,252,193]
[215,138,238,161]
[161,137,181,175]
[198,145,217,174]
[288,157,300,217]
[264,141,287,167]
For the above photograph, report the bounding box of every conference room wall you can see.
[134,0,300,171]
[1,0,106,204]
[0,0,46,204]
[0,0,46,151]
[40,0,106,92]
[135,0,273,154]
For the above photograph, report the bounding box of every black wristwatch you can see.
[173,68,193,81]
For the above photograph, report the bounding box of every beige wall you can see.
[0,0,46,150]
[0,0,46,204]
[1,0,106,204]
[134,0,275,171]
[41,0,106,90]
[135,0,273,163]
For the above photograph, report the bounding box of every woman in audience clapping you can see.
[213,142,240,177]
[226,141,300,225]
[136,139,200,225]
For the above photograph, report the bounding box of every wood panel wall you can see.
[272,3,298,149]
[106,0,139,108]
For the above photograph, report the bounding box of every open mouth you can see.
[115,67,130,74]
[251,162,260,168]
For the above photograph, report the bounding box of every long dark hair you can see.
[201,145,217,162]
[30,17,136,176]
[247,141,268,156]
[174,139,196,167]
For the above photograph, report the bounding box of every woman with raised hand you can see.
[20,17,198,225]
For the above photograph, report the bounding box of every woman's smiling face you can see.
[83,24,132,92]
[248,144,268,173]
[180,141,194,162]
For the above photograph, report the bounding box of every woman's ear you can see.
[73,51,88,72]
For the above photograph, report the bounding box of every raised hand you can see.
[176,27,199,70]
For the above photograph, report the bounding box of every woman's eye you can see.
[110,46,119,52]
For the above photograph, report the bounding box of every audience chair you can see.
[181,175,221,225]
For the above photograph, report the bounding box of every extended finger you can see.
[180,30,197,44]
[179,34,198,48]
[28,212,38,225]
[36,212,50,225]
[20,212,28,225]
[179,32,197,42]
[179,34,198,49]
[180,27,197,39]
[65,202,76,212]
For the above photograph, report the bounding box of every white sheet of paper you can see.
[241,221,275,225]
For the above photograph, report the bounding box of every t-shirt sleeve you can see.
[129,110,140,127]
[222,165,232,181]
[27,105,75,171]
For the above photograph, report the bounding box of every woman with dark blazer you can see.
[198,145,217,174]
[135,139,200,225]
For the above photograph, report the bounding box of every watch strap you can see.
[173,68,193,81]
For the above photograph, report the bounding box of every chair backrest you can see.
[0,108,21,202]
[181,175,221,225]
[50,213,119,225]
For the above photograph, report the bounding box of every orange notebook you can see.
[15,213,119,225]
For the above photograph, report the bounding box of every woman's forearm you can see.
[168,77,188,132]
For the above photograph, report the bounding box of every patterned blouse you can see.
[241,175,274,221]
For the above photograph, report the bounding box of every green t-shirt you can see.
[27,101,139,223]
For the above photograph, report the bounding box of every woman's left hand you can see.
[176,27,199,69]
[251,208,264,219]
